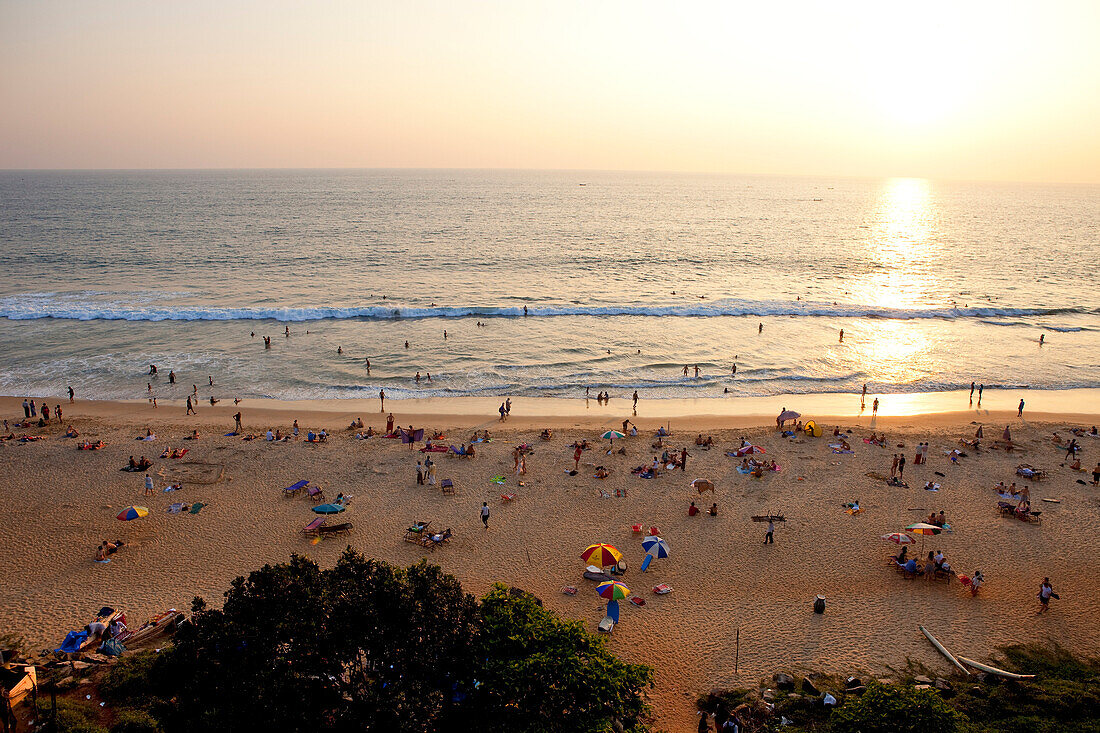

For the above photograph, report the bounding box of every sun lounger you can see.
[282,480,309,497]
[561,586,578,595]
[307,486,326,502]
[640,554,653,572]
[301,517,326,535]
[441,478,455,495]
[500,492,515,501]
[403,521,431,542]
[597,616,615,633]
[449,445,468,456]
[630,597,646,606]
[318,522,353,536]
[652,584,672,595]
[583,570,612,582]
[1016,464,1045,480]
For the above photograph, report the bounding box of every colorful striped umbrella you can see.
[601,430,625,446]
[596,580,631,600]
[641,535,671,558]
[581,543,623,566]
[117,506,149,521]
[881,532,916,545]
[905,523,941,535]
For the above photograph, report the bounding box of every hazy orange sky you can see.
[2,1,1098,182]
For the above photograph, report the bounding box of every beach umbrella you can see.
[880,532,916,545]
[312,503,346,514]
[596,580,631,600]
[601,430,625,446]
[581,543,623,566]
[906,522,941,552]
[641,535,671,558]
[1002,426,1012,441]
[778,410,800,423]
[116,506,149,521]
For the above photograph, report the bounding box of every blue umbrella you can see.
[312,503,346,514]
[641,535,670,558]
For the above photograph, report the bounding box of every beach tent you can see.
[804,420,822,437]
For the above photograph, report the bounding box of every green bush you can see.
[829,681,960,733]
[110,709,163,733]
[99,652,163,710]
[35,698,108,733]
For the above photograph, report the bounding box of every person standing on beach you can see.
[365,358,371,375]
[29,400,36,417]
[969,382,975,403]
[978,384,983,403]
[897,454,906,479]
[1091,462,1100,486]
[499,403,507,421]
[574,444,583,471]
[839,329,844,342]
[55,405,62,423]
[379,388,385,412]
[208,376,214,387]
[22,399,29,418]
[186,395,196,415]
[758,323,763,334]
[891,454,899,477]
[416,461,424,485]
[480,502,490,529]
[505,398,511,416]
[1038,577,1057,613]
[1018,399,1025,417]
[872,398,879,416]
[861,384,867,409]
[680,447,689,471]
[68,386,75,403]
[427,459,436,486]
[234,411,242,433]
[694,365,700,378]
[632,391,639,411]
[764,519,774,544]
[1039,333,1045,346]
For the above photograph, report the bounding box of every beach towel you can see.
[167,503,184,513]
[56,630,88,654]
[188,502,206,514]
[224,432,239,437]
[489,475,506,484]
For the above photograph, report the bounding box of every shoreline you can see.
[4,388,1098,430]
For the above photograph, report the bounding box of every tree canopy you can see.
[143,549,652,732]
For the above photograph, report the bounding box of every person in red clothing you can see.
[573,444,583,471]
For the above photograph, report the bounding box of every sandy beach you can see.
[2,394,1099,731]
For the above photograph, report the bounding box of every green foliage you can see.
[471,584,654,733]
[110,709,162,733]
[951,644,1100,733]
[137,550,651,732]
[99,652,163,711]
[35,698,108,733]
[829,681,960,733]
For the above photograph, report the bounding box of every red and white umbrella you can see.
[881,532,916,545]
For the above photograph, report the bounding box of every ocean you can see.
[1,169,1097,403]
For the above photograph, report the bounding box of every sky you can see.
[2,0,1099,182]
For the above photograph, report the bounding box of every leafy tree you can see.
[829,681,960,733]
[471,585,654,733]
[139,551,651,732]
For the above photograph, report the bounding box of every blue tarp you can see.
[56,630,88,654]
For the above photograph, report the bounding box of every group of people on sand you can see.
[127,455,153,471]
[94,539,124,562]
[687,501,719,517]
[18,398,62,427]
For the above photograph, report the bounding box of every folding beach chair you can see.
[441,478,455,495]
[282,480,309,497]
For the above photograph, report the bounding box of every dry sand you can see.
[1,396,1099,731]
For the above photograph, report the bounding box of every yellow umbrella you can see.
[581,543,623,567]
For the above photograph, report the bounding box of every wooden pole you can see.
[735,627,740,674]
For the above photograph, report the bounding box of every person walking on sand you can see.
[839,328,844,342]
[680,447,689,471]
[764,519,774,544]
[481,502,490,528]
[186,395,196,415]
[365,358,371,375]
[969,382,975,403]
[891,453,899,477]
[144,474,155,496]
[68,386,75,403]
[379,388,385,412]
[29,400,36,417]
[1039,333,1045,346]
[758,322,763,334]
[872,398,879,416]
[632,390,639,411]
[898,454,906,479]
[386,413,394,434]
[1018,399,1025,417]
[234,411,242,433]
[978,384,983,403]
[861,383,867,409]
[1038,577,1057,613]
[505,398,511,416]
[1091,462,1100,486]
[499,403,507,421]
[573,444,583,471]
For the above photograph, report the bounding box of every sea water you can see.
[1,169,1096,402]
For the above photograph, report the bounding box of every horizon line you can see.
[1,166,1097,188]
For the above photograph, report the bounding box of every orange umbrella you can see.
[581,543,623,567]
